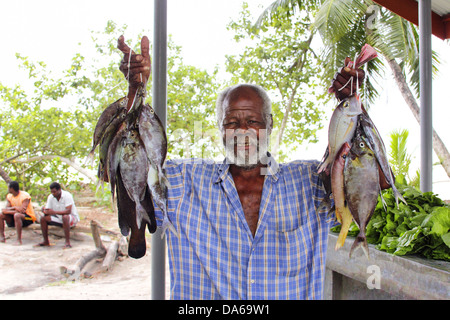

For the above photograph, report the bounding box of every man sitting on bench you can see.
[37,182,79,249]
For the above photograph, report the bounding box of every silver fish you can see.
[318,95,362,173]
[358,109,406,207]
[138,104,177,237]
[88,97,127,162]
[344,131,379,258]
[116,167,155,259]
[119,129,152,229]
[332,142,353,251]
[107,126,125,204]
[109,127,157,259]
[97,109,127,182]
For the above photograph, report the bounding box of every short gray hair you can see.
[216,83,272,132]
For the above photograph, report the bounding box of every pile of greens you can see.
[331,177,450,261]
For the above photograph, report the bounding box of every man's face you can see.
[51,188,61,199]
[8,187,17,196]
[221,87,271,169]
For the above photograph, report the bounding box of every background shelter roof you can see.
[373,0,450,39]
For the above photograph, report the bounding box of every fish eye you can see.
[343,101,349,108]
[359,142,365,148]
[149,108,155,114]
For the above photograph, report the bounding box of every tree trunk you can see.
[0,165,12,183]
[273,87,298,156]
[60,220,107,280]
[386,57,450,179]
[12,154,97,183]
[101,241,120,272]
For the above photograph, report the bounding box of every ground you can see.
[0,187,170,300]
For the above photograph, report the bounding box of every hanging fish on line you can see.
[320,44,406,258]
[344,129,380,258]
[90,83,177,259]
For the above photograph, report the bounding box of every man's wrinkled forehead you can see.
[223,86,264,111]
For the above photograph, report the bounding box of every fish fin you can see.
[326,205,336,220]
[85,150,95,167]
[335,207,342,224]
[391,185,407,208]
[317,158,330,174]
[343,120,355,139]
[116,169,134,237]
[135,199,149,230]
[318,198,331,211]
[335,206,352,250]
[128,224,147,259]
[349,233,370,259]
[159,171,171,189]
[141,187,157,234]
[160,216,178,239]
[380,192,387,211]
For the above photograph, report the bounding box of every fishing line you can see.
[338,76,353,94]
[356,70,359,96]
[364,62,368,107]
[106,47,135,96]
[126,45,145,113]
[105,42,145,111]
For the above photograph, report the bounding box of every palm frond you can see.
[374,10,440,97]
[312,0,369,44]
[389,129,412,178]
[254,0,316,28]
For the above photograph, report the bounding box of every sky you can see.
[1,0,450,198]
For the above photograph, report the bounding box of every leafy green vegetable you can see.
[331,183,450,261]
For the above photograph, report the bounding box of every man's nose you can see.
[237,122,249,131]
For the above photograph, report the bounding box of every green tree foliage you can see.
[389,129,412,178]
[226,2,328,161]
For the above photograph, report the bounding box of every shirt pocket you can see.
[275,225,308,278]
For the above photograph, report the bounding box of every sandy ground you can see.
[0,200,170,300]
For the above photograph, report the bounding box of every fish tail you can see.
[379,189,387,211]
[393,186,407,208]
[135,200,149,230]
[160,216,178,239]
[128,225,147,259]
[335,206,353,250]
[317,159,330,174]
[326,205,336,221]
[318,198,336,221]
[159,170,171,188]
[349,233,369,259]
[318,198,330,211]
[85,150,95,166]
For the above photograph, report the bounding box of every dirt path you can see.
[0,194,170,300]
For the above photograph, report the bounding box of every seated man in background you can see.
[37,182,79,249]
[0,181,36,245]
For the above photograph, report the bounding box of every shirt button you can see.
[250,279,255,284]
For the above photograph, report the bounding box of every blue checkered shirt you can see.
[155,156,333,300]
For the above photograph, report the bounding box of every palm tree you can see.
[256,0,450,178]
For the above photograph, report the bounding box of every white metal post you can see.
[419,0,433,192]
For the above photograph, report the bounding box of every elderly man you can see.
[117,36,362,299]
[0,181,36,245]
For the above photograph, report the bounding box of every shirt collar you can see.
[214,153,280,184]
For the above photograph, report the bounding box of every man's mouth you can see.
[236,141,250,147]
